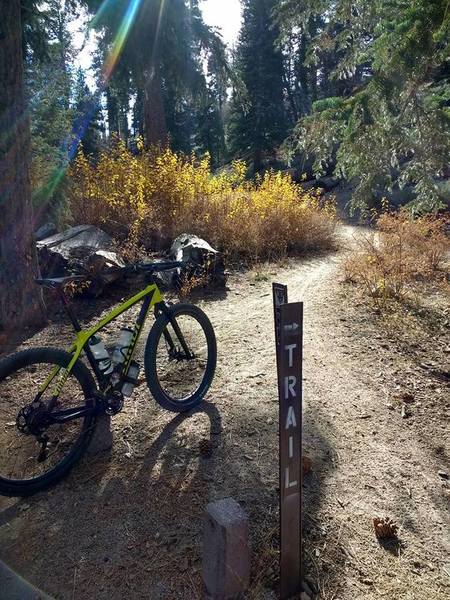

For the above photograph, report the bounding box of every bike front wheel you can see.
[0,348,97,497]
[144,304,217,412]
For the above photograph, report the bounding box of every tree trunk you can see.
[143,68,168,148]
[253,147,262,175]
[0,0,45,343]
[106,88,119,137]
[132,88,144,137]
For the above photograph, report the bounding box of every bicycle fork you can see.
[155,303,194,360]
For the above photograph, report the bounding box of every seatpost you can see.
[58,288,82,332]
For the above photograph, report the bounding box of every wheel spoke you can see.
[0,353,91,486]
[151,310,213,404]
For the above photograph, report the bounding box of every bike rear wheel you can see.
[145,304,216,412]
[0,348,97,497]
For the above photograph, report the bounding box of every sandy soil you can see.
[0,225,449,599]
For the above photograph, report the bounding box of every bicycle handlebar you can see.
[122,261,185,276]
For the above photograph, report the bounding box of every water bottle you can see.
[112,328,134,366]
[122,361,140,397]
[89,336,113,375]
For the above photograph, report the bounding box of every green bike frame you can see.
[39,282,163,401]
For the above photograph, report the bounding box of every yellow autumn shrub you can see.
[343,210,450,307]
[67,139,337,262]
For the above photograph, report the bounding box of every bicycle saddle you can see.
[34,276,87,289]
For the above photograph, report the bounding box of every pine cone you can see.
[199,438,214,458]
[373,517,398,540]
[302,455,313,475]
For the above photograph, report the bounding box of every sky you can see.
[71,0,242,82]
[201,0,242,47]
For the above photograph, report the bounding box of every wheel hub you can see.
[169,348,195,361]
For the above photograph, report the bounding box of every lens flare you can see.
[33,0,151,217]
[152,0,166,65]
[101,0,143,85]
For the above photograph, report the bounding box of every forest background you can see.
[0,0,449,334]
[26,0,450,218]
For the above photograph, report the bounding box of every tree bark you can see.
[106,88,119,137]
[143,67,168,148]
[0,0,45,343]
[253,147,262,175]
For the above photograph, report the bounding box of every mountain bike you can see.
[0,261,216,497]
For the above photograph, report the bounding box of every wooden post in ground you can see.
[275,296,303,599]
[202,498,250,599]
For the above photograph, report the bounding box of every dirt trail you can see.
[0,225,449,599]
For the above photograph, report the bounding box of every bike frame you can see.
[39,282,164,401]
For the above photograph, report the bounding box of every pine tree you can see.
[0,0,45,337]
[195,85,226,167]
[278,0,450,212]
[27,0,75,215]
[72,68,103,158]
[228,0,287,173]
[83,0,229,148]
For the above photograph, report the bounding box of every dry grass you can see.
[67,140,337,263]
[343,211,450,309]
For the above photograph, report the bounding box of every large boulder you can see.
[37,225,125,296]
[169,234,227,289]
[34,222,57,241]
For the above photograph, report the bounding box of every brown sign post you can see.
[275,297,303,599]
[273,283,288,354]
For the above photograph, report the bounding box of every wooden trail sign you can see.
[275,297,303,599]
[273,283,288,354]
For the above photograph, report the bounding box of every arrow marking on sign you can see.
[284,323,299,332]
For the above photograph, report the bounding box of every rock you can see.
[37,225,112,257]
[304,578,318,595]
[37,225,124,296]
[202,498,250,598]
[83,250,125,297]
[300,180,319,193]
[35,222,57,241]
[301,176,340,194]
[438,470,449,480]
[317,176,340,191]
[170,233,227,289]
[302,580,314,596]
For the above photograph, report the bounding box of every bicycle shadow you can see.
[0,401,227,599]
[0,397,341,600]
[80,401,225,598]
